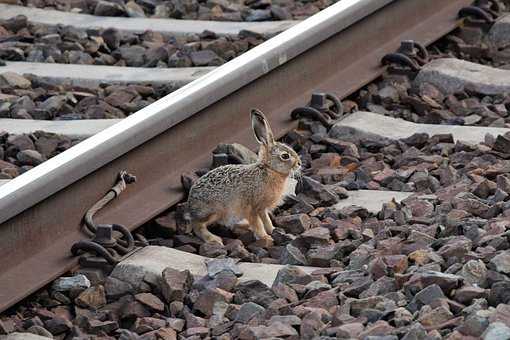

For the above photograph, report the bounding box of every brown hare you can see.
[186,109,302,245]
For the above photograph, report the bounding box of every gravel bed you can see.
[3,122,510,338]
[0,71,174,178]
[0,72,175,120]
[0,130,79,179]
[145,117,510,264]
[0,15,265,67]
[353,72,510,128]
[17,0,337,21]
[431,22,510,69]
[352,21,510,128]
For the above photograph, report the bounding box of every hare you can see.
[186,109,302,245]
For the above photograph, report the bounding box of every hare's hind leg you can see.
[261,210,274,235]
[248,213,272,241]
[191,213,223,245]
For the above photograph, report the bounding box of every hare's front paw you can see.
[264,224,274,235]
[204,234,224,246]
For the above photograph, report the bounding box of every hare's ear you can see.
[251,109,274,146]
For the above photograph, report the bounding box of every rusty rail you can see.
[0,0,473,312]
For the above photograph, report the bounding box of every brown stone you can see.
[161,268,193,303]
[75,285,106,310]
[135,293,165,312]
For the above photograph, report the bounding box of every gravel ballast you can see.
[0,15,266,68]
[17,0,338,21]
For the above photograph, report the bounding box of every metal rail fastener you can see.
[71,171,137,266]
[458,3,496,24]
[381,40,429,72]
[291,92,344,128]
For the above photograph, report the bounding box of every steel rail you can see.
[0,0,472,312]
[0,0,393,225]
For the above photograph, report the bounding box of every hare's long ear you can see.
[251,109,274,146]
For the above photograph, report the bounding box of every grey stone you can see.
[167,51,193,67]
[490,251,510,274]
[275,214,311,234]
[269,315,301,326]
[273,265,313,287]
[404,271,462,295]
[329,124,392,146]
[161,267,193,303]
[212,142,257,165]
[94,1,127,16]
[126,0,146,17]
[206,258,243,278]
[454,286,487,305]
[489,14,510,49]
[298,176,339,206]
[40,95,66,113]
[52,274,90,292]
[482,322,510,340]
[101,28,121,50]
[190,50,223,66]
[245,9,272,21]
[104,276,134,299]
[461,259,488,286]
[16,149,45,166]
[489,281,510,305]
[401,323,427,340]
[458,314,489,337]
[118,46,146,66]
[234,280,276,308]
[408,284,445,313]
[280,244,307,265]
[235,302,265,323]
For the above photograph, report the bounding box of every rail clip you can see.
[71,171,143,269]
[291,92,344,128]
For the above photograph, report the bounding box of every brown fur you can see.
[186,109,301,245]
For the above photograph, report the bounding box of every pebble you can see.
[482,322,510,340]
[206,258,243,278]
[161,267,193,303]
[489,251,510,274]
[134,293,165,312]
[51,274,90,292]
[74,285,106,310]
[21,0,334,21]
[0,72,31,89]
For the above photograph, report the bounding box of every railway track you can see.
[2,0,510,338]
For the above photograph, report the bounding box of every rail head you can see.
[0,0,395,224]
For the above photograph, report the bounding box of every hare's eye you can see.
[280,152,290,160]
